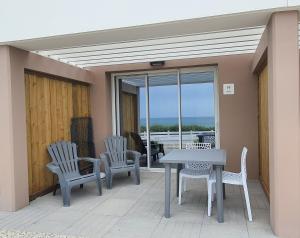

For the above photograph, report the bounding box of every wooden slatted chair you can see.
[100,136,141,189]
[47,141,103,207]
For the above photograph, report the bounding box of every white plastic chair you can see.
[208,147,252,221]
[178,142,211,205]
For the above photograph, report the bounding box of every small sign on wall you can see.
[223,83,235,95]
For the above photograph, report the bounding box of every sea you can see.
[140,117,214,127]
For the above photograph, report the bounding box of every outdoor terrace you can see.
[0,171,273,238]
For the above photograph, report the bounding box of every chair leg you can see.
[208,182,213,216]
[243,183,253,221]
[53,184,59,196]
[135,166,140,185]
[96,176,102,196]
[211,183,215,202]
[61,186,66,205]
[132,169,139,185]
[106,172,112,189]
[109,174,113,189]
[178,174,183,205]
[183,177,187,192]
[63,186,71,207]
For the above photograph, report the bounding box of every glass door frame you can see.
[111,66,220,169]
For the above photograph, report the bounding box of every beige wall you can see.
[88,53,259,179]
[252,11,300,238]
[268,11,300,237]
[0,46,16,211]
[89,70,112,153]
[0,46,94,211]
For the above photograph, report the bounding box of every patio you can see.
[0,171,273,238]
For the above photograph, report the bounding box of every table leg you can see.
[176,164,183,197]
[164,163,171,218]
[216,165,224,223]
[223,165,226,199]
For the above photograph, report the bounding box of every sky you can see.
[1,0,300,42]
[139,83,214,118]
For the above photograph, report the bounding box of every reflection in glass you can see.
[181,72,215,148]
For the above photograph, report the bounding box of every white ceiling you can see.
[35,26,264,68]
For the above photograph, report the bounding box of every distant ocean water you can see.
[140,117,214,127]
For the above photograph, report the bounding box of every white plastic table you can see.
[159,149,227,223]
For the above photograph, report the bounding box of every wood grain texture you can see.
[73,84,90,117]
[258,65,269,199]
[25,71,90,200]
[121,92,138,150]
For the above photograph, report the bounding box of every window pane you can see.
[181,71,216,148]
[148,73,178,168]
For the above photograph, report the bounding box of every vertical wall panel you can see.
[258,65,269,198]
[121,92,138,150]
[25,71,90,200]
[73,84,90,117]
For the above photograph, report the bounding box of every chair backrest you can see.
[104,136,128,168]
[185,142,212,170]
[130,132,147,154]
[240,147,248,181]
[185,142,211,150]
[48,141,80,178]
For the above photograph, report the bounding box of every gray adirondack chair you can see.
[100,136,141,189]
[47,141,102,207]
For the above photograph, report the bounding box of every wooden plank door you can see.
[258,65,269,198]
[121,92,138,150]
[25,71,90,200]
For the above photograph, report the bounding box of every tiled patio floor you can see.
[0,171,275,238]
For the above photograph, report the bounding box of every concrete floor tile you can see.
[0,172,274,238]
[91,198,136,216]
[200,223,249,238]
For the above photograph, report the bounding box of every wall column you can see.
[268,11,300,237]
[90,71,112,154]
[0,46,29,211]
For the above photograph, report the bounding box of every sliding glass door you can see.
[148,73,179,168]
[114,67,218,169]
[181,71,216,149]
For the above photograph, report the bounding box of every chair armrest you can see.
[47,162,61,175]
[78,157,100,163]
[126,150,141,165]
[46,162,66,186]
[78,157,100,173]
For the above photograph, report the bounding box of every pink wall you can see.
[0,46,95,211]
[252,11,300,237]
[268,11,300,237]
[89,70,112,153]
[88,53,259,179]
[0,46,16,211]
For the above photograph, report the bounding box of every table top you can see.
[159,149,226,165]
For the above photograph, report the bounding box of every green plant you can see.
[139,124,214,132]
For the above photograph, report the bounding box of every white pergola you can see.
[2,6,300,68]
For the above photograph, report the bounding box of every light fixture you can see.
[150,61,165,67]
